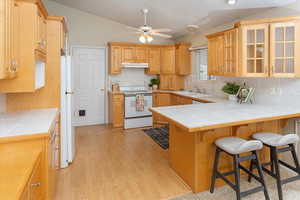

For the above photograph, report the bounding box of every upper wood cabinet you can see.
[0,0,20,79]
[108,45,122,75]
[270,21,300,77]
[175,43,191,75]
[145,47,161,75]
[160,46,176,74]
[240,24,269,77]
[122,46,148,63]
[159,75,184,90]
[36,9,47,54]
[0,0,50,93]
[207,16,300,78]
[208,34,225,76]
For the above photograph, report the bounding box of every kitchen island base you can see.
[169,119,287,193]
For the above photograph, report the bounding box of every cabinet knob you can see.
[31,182,41,187]
[9,59,18,73]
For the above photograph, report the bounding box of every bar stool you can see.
[251,132,300,200]
[210,137,270,200]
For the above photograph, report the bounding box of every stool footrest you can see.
[281,175,300,185]
[239,164,262,184]
[278,160,298,172]
[216,172,235,189]
[241,186,264,198]
[277,146,292,153]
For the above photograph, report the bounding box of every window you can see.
[193,48,215,80]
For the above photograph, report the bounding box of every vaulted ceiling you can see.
[51,0,296,38]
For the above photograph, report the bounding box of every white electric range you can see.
[120,86,153,129]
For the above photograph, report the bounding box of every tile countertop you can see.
[150,92,300,132]
[0,108,59,138]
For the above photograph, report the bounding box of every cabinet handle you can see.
[31,182,41,187]
[9,59,18,73]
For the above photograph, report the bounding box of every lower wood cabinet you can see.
[22,156,43,200]
[109,92,124,128]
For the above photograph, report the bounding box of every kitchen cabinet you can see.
[159,75,184,90]
[145,47,161,74]
[160,46,176,74]
[207,16,300,78]
[175,43,191,75]
[224,29,238,76]
[207,34,224,76]
[171,94,192,105]
[152,93,171,126]
[108,45,122,75]
[27,156,43,200]
[109,92,124,128]
[36,9,47,55]
[122,46,148,63]
[0,0,20,79]
[0,0,49,93]
[240,24,269,77]
[270,21,300,77]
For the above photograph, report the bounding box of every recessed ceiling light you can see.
[227,0,237,5]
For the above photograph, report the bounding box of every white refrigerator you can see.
[60,55,76,168]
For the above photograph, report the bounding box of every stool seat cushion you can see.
[252,133,299,147]
[215,137,263,155]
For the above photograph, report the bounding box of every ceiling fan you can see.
[128,9,172,43]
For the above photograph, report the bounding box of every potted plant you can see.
[149,78,160,90]
[222,82,240,101]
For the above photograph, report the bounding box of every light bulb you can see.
[227,0,236,5]
[139,35,146,43]
[147,35,153,43]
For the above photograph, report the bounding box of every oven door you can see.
[125,94,152,119]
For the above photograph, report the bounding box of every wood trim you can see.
[206,28,236,39]
[47,15,68,33]
[17,0,48,17]
[234,16,300,27]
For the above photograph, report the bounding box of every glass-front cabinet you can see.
[224,29,238,76]
[270,22,300,77]
[242,24,269,77]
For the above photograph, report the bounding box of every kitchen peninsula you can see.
[150,99,300,193]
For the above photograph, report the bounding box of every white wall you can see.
[179,3,300,106]
[44,0,173,46]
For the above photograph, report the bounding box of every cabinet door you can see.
[216,35,225,76]
[270,21,300,77]
[109,46,122,74]
[242,24,269,77]
[122,47,136,63]
[175,44,191,75]
[28,159,42,200]
[135,47,148,63]
[112,94,124,128]
[146,47,160,74]
[0,0,19,79]
[208,36,224,76]
[224,29,238,76]
[160,46,175,74]
[36,11,46,53]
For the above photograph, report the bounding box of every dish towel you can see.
[136,94,145,112]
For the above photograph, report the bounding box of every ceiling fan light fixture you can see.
[227,0,237,5]
[147,35,153,43]
[139,34,146,43]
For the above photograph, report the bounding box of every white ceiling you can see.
[51,0,296,38]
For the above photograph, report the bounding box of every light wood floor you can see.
[55,125,191,200]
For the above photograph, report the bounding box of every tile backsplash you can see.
[185,76,300,106]
[0,94,6,113]
[109,68,156,87]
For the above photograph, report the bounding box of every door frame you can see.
[70,45,108,126]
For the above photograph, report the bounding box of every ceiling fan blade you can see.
[151,28,172,33]
[150,32,172,39]
[126,26,141,31]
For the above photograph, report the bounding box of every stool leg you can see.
[248,158,254,183]
[270,148,275,174]
[254,151,270,200]
[233,155,241,200]
[210,147,221,193]
[290,144,300,175]
[272,147,283,200]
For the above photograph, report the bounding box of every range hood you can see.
[122,62,149,68]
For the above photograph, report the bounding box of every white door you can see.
[72,47,106,126]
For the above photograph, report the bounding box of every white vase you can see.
[228,94,237,101]
[152,84,158,90]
